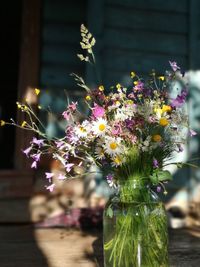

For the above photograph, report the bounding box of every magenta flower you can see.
[46,183,55,192]
[92,103,105,118]
[171,89,187,108]
[31,161,37,169]
[22,146,32,157]
[106,174,115,187]
[32,137,44,147]
[169,61,180,72]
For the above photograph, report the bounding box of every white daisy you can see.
[104,137,124,156]
[92,118,108,136]
[75,125,88,138]
[111,155,124,167]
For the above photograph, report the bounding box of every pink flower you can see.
[45,172,54,179]
[189,129,197,136]
[111,124,122,135]
[169,61,180,72]
[46,183,55,192]
[68,101,77,111]
[58,173,66,180]
[92,103,105,118]
[62,110,70,120]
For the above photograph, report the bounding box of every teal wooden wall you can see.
[39,0,200,199]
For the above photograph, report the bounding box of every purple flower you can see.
[46,183,55,192]
[134,81,144,92]
[32,137,44,147]
[31,161,37,169]
[65,163,74,172]
[22,146,32,157]
[125,119,134,129]
[106,174,115,187]
[45,172,54,180]
[31,153,41,162]
[169,61,180,72]
[153,158,159,168]
[156,186,162,193]
[171,89,188,108]
[189,129,197,137]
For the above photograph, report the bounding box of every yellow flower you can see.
[115,100,120,106]
[126,100,133,105]
[159,118,169,127]
[116,83,121,90]
[35,88,40,95]
[16,102,22,109]
[0,120,6,126]
[152,134,162,142]
[85,95,91,101]
[162,105,172,113]
[21,121,27,127]
[130,71,136,78]
[133,81,138,85]
[154,107,163,115]
[98,85,104,91]
[158,76,165,81]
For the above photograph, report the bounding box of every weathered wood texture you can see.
[0,226,200,267]
[40,0,87,91]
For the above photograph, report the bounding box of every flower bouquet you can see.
[1,25,197,266]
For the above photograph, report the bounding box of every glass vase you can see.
[103,179,169,267]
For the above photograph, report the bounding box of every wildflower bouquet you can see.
[1,25,196,266]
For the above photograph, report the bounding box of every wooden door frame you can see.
[0,0,41,199]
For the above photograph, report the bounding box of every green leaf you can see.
[150,173,159,185]
[157,170,173,182]
[106,206,114,218]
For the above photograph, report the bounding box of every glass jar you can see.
[103,179,169,267]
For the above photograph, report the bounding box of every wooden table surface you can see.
[0,225,200,267]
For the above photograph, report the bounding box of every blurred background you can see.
[0,0,200,266]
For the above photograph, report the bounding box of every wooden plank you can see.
[86,0,105,86]
[189,0,200,68]
[107,0,188,13]
[0,171,33,199]
[41,44,79,65]
[104,28,187,55]
[103,49,187,74]
[43,24,80,45]
[105,6,187,34]
[43,0,86,23]
[40,65,82,88]
[0,227,200,266]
